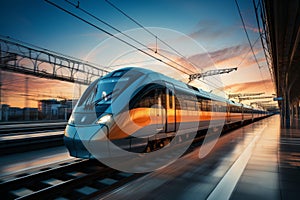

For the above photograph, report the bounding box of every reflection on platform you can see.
[0,146,71,176]
[98,115,300,200]
[290,117,300,130]
[279,119,300,200]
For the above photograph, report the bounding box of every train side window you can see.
[212,100,217,112]
[133,87,167,109]
[206,100,212,111]
[188,100,194,110]
[159,88,166,106]
[221,103,226,112]
[133,89,154,108]
[169,90,173,109]
[198,99,202,110]
[202,100,206,111]
[111,71,125,77]
[175,96,180,110]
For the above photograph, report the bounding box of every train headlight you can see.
[68,115,75,125]
[96,114,112,124]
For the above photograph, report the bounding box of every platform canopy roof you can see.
[264,0,300,104]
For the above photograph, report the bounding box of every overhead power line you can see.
[236,36,260,67]
[238,95,274,100]
[252,0,276,91]
[104,0,200,71]
[45,0,185,75]
[45,0,231,94]
[63,0,195,74]
[228,92,264,98]
[188,67,237,83]
[104,0,254,94]
[234,0,261,68]
[234,0,270,92]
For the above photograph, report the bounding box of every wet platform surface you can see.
[0,130,63,141]
[99,115,300,200]
[0,146,71,176]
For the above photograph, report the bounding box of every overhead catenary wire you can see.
[45,0,184,75]
[104,0,202,72]
[236,36,260,67]
[197,78,228,96]
[234,0,261,68]
[252,0,276,90]
[64,0,195,75]
[109,0,229,94]
[110,49,227,94]
[70,0,227,92]
[234,0,269,91]
[1,72,74,100]
[45,0,229,94]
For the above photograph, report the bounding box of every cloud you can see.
[243,25,262,33]
[222,79,274,94]
[152,43,269,87]
[209,45,249,64]
[185,43,267,71]
[186,44,248,70]
[188,20,236,40]
[220,79,276,105]
[1,71,76,108]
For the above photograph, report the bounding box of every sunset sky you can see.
[0,0,275,108]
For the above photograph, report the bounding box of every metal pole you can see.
[0,69,2,122]
[285,90,290,129]
[25,77,29,120]
[296,99,300,118]
[64,107,67,120]
[0,45,2,121]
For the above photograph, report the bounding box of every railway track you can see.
[0,135,207,199]
[0,122,67,134]
[0,116,271,199]
[0,130,64,156]
[0,159,143,199]
[0,121,67,155]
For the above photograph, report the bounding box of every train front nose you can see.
[64,124,109,159]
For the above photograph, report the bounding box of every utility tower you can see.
[228,93,273,103]
[188,67,237,83]
[228,92,265,99]
[238,96,275,101]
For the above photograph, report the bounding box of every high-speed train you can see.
[64,67,270,159]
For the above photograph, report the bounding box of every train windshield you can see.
[77,77,129,110]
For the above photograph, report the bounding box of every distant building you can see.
[58,99,76,120]
[1,104,9,121]
[8,106,23,121]
[23,107,38,121]
[1,99,78,121]
[38,99,61,119]
[38,99,78,120]
[0,105,38,121]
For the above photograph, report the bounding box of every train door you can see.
[242,105,244,121]
[227,104,231,123]
[166,83,176,132]
[154,88,165,132]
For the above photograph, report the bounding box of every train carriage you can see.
[64,67,270,159]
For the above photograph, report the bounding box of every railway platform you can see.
[98,115,300,200]
[230,116,300,200]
